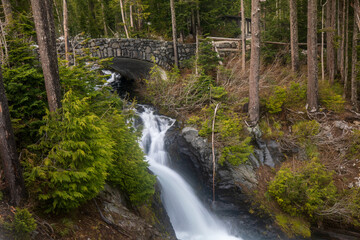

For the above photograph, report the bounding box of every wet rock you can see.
[99,184,176,240]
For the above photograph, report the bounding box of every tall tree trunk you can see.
[307,0,318,112]
[0,65,26,206]
[326,0,336,84]
[63,0,70,66]
[31,0,62,112]
[340,0,346,83]
[130,3,134,28]
[337,0,342,73]
[170,0,179,67]
[100,0,108,36]
[322,1,328,81]
[1,0,13,24]
[120,0,130,38]
[344,0,349,96]
[249,0,260,125]
[241,0,246,72]
[137,3,142,30]
[289,0,299,72]
[351,0,359,109]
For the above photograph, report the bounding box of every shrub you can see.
[268,160,337,218]
[265,86,287,114]
[319,81,345,112]
[259,118,284,139]
[12,208,37,240]
[219,137,253,165]
[292,120,320,141]
[23,91,114,213]
[106,112,156,205]
[285,82,306,108]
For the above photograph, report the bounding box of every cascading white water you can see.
[138,106,242,240]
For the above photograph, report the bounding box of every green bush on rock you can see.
[268,160,337,218]
[23,91,114,213]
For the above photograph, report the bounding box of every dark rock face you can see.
[164,124,292,240]
[99,184,176,240]
[150,182,177,238]
[164,125,284,206]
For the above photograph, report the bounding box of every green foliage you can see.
[265,86,287,114]
[219,137,253,165]
[285,82,307,108]
[268,161,337,218]
[292,120,320,141]
[188,105,253,165]
[319,81,345,112]
[275,214,311,238]
[2,14,47,148]
[198,39,221,75]
[259,118,284,139]
[12,208,37,240]
[348,130,360,159]
[23,91,114,213]
[106,112,156,205]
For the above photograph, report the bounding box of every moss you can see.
[275,214,311,238]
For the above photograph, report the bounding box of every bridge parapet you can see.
[57,38,196,70]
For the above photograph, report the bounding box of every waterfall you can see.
[138,105,242,240]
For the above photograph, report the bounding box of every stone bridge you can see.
[57,38,242,80]
[57,38,196,70]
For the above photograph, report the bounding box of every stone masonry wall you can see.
[57,38,196,70]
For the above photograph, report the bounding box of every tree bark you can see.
[100,0,108,36]
[31,0,62,112]
[0,65,26,206]
[63,0,70,67]
[130,3,134,28]
[1,0,13,24]
[120,0,130,38]
[241,0,246,72]
[351,0,359,109]
[249,0,260,125]
[170,0,179,67]
[307,0,318,112]
[322,1,328,81]
[289,0,299,72]
[326,0,336,84]
[344,0,349,97]
[340,0,346,83]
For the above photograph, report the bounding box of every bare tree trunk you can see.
[344,0,349,97]
[289,0,299,72]
[326,0,336,84]
[0,19,9,66]
[351,0,359,110]
[241,0,246,72]
[337,0,342,72]
[63,0,70,67]
[0,65,26,206]
[120,0,130,38]
[130,3,134,28]
[340,0,346,82]
[307,0,318,112]
[31,0,62,112]
[137,3,142,30]
[1,0,13,24]
[100,0,108,36]
[170,0,179,67]
[322,1,328,81]
[249,0,260,125]
[211,103,219,203]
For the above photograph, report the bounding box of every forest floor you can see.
[0,198,130,240]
